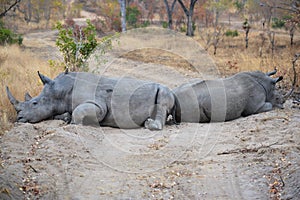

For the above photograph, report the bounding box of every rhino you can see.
[6,71,176,130]
[173,70,284,123]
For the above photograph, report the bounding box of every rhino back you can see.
[194,78,249,122]
[174,73,268,122]
[55,72,169,128]
[100,78,161,128]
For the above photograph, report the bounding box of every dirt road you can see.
[1,27,299,199]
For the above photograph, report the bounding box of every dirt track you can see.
[1,27,300,199]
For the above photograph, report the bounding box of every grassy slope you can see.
[0,45,62,133]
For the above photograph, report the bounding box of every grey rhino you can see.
[173,70,284,123]
[6,71,176,130]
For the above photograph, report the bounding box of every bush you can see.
[225,29,239,37]
[179,22,196,33]
[162,21,168,29]
[141,20,150,28]
[52,19,114,72]
[272,17,285,29]
[0,20,23,45]
[126,6,140,28]
[54,19,99,71]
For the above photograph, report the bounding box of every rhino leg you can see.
[256,102,273,113]
[145,87,175,130]
[72,101,107,126]
[53,112,72,123]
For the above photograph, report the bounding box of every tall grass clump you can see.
[0,45,62,134]
[0,20,23,45]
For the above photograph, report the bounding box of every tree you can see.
[177,0,199,36]
[0,0,21,18]
[208,0,235,25]
[119,0,126,32]
[163,0,177,29]
[278,0,300,45]
[98,0,121,31]
[259,0,299,45]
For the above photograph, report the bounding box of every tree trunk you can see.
[177,0,198,36]
[119,0,126,32]
[187,14,193,36]
[163,0,177,29]
[290,25,295,46]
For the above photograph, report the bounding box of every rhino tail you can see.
[172,92,181,124]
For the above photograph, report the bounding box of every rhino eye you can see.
[32,101,38,105]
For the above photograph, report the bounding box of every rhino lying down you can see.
[6,71,176,130]
[173,70,284,123]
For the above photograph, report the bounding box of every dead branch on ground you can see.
[217,142,279,155]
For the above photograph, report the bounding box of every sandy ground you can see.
[1,27,300,199]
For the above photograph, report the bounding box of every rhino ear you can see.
[38,71,54,85]
[273,76,283,83]
[266,69,277,76]
[65,67,69,74]
[24,92,32,101]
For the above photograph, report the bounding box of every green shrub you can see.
[141,20,150,28]
[0,20,23,45]
[225,29,239,37]
[180,22,196,33]
[54,19,99,71]
[272,17,285,29]
[126,6,140,28]
[180,25,186,33]
[192,22,196,32]
[162,21,168,29]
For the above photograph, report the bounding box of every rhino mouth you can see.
[17,116,27,123]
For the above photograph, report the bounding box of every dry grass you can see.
[195,30,300,88]
[0,45,63,134]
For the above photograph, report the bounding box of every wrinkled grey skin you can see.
[6,71,176,130]
[173,70,284,123]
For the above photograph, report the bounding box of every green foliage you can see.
[234,0,244,11]
[192,22,196,32]
[225,29,239,37]
[179,22,196,33]
[126,6,140,27]
[54,19,99,71]
[180,25,186,33]
[272,17,285,29]
[141,20,150,28]
[162,21,168,29]
[0,20,23,46]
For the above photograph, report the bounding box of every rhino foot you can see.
[53,112,72,123]
[144,118,162,130]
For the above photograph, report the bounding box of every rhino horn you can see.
[6,86,20,110]
[38,71,54,85]
[24,92,32,101]
[266,69,277,76]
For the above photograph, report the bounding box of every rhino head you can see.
[264,70,284,108]
[6,71,72,123]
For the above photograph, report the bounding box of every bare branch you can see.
[217,142,279,155]
[283,53,300,99]
[177,0,189,16]
[0,0,21,18]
